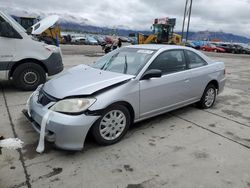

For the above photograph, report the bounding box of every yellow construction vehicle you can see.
[40,24,62,45]
[136,17,182,45]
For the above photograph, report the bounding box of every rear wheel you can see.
[91,105,131,145]
[12,63,46,91]
[197,84,217,109]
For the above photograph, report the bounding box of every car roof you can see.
[125,44,192,51]
[125,44,213,64]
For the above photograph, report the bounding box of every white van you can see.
[0,11,63,90]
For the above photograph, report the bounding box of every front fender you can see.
[89,79,140,121]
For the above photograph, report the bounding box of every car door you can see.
[139,49,191,119]
[184,50,209,99]
[0,15,18,70]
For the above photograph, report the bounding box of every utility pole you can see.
[181,0,188,41]
[181,0,193,43]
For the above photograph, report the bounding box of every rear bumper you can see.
[23,89,100,150]
[218,77,226,94]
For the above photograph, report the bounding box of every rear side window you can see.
[148,50,186,75]
[186,50,207,69]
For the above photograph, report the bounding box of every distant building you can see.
[13,16,39,30]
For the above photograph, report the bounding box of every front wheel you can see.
[197,84,217,109]
[12,63,46,91]
[91,105,131,145]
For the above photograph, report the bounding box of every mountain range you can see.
[60,21,250,43]
[3,7,250,43]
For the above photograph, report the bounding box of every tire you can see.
[12,63,46,91]
[197,84,217,109]
[91,105,131,145]
[214,49,218,53]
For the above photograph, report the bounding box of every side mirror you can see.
[141,69,162,80]
[26,27,32,35]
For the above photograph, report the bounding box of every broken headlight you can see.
[50,98,96,114]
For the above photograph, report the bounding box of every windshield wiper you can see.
[123,55,128,74]
[101,53,118,70]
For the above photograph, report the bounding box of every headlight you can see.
[44,45,57,52]
[50,98,96,114]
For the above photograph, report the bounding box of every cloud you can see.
[1,0,250,37]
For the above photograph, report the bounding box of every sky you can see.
[1,0,250,37]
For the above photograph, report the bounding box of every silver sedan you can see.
[23,44,226,151]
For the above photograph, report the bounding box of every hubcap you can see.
[99,110,126,140]
[205,88,215,107]
[23,71,38,85]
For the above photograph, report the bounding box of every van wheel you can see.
[12,63,46,91]
[91,105,131,145]
[197,84,216,109]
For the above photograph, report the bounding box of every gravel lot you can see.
[1,44,250,188]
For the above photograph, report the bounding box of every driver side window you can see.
[0,16,6,37]
[0,16,21,38]
[147,50,186,75]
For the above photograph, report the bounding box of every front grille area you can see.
[37,89,57,106]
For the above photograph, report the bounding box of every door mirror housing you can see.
[141,69,162,80]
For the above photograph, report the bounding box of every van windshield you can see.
[3,12,26,33]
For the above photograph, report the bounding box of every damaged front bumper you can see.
[23,89,100,151]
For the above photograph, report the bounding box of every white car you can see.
[0,11,63,90]
[71,36,86,44]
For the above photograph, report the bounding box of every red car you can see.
[201,44,225,53]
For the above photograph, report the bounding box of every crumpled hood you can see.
[43,64,134,99]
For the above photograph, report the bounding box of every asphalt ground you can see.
[1,44,250,188]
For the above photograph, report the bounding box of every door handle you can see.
[184,78,189,83]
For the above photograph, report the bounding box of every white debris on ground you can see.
[26,92,33,117]
[36,110,52,153]
[0,138,24,149]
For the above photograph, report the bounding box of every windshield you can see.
[3,12,26,33]
[153,24,162,35]
[90,47,156,75]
